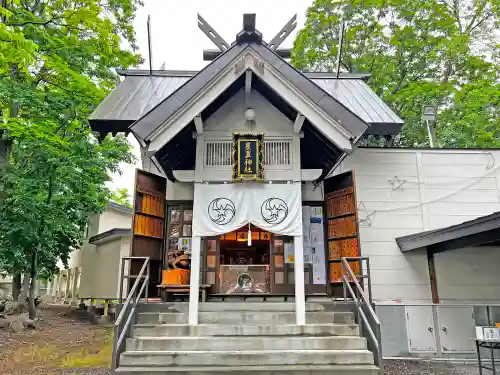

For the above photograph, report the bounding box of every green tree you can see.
[0,0,141,318]
[111,187,132,208]
[293,0,500,147]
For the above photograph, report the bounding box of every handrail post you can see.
[146,261,150,303]
[366,257,373,305]
[119,258,125,306]
[342,260,347,302]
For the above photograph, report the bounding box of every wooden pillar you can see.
[188,236,202,325]
[71,267,79,304]
[427,248,439,304]
[294,235,306,325]
[64,269,71,301]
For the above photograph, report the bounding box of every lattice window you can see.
[205,141,232,166]
[204,140,292,167]
[264,140,291,166]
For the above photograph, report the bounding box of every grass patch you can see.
[59,331,113,368]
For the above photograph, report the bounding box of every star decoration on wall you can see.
[357,201,373,226]
[388,176,406,190]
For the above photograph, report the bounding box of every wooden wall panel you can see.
[324,171,361,285]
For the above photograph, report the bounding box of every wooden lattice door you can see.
[324,171,361,296]
[130,169,166,296]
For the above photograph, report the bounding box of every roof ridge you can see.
[115,68,371,80]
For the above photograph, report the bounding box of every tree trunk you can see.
[20,273,29,300]
[28,247,38,320]
[11,273,21,301]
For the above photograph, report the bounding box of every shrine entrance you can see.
[203,225,296,296]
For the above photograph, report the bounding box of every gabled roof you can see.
[89,70,402,137]
[128,43,370,152]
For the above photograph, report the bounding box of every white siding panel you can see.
[354,175,420,189]
[421,152,494,165]
[424,189,500,202]
[341,148,500,303]
[363,213,423,229]
[427,202,500,216]
[421,164,491,178]
[357,188,421,202]
[360,228,424,243]
[371,285,431,301]
[428,214,486,229]
[368,254,429,273]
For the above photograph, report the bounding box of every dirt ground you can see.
[0,305,111,375]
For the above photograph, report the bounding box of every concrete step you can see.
[115,364,380,375]
[119,349,374,367]
[126,336,367,351]
[135,311,354,325]
[164,302,327,312]
[132,323,360,337]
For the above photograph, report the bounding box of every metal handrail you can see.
[340,257,383,374]
[112,256,150,372]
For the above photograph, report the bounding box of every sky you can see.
[109,0,313,194]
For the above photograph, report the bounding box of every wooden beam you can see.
[194,115,203,134]
[301,169,322,181]
[427,249,439,304]
[245,70,252,93]
[197,14,230,52]
[245,70,252,108]
[293,113,305,133]
[268,14,297,51]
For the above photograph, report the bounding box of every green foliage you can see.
[293,0,500,147]
[110,187,132,208]
[0,0,141,280]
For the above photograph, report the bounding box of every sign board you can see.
[232,133,264,182]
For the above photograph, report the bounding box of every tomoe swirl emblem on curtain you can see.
[261,198,288,224]
[208,198,236,225]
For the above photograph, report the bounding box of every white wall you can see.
[98,207,133,233]
[79,235,131,299]
[435,246,500,303]
[337,148,500,303]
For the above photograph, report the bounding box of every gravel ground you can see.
[384,360,480,375]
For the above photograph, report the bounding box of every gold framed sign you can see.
[232,132,264,182]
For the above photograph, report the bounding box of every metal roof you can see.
[396,211,500,253]
[89,70,403,134]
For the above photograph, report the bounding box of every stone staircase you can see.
[114,302,380,374]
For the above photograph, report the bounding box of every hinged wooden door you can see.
[323,171,361,295]
[270,236,295,295]
[130,169,167,296]
[203,237,220,294]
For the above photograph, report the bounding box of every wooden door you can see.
[270,236,295,295]
[203,237,220,294]
[130,169,166,296]
[324,171,361,296]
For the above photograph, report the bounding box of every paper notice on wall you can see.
[285,242,295,264]
[302,206,311,245]
[303,245,313,264]
[312,243,326,284]
[310,206,323,223]
[310,222,324,245]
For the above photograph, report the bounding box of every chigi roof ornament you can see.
[199,13,297,61]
